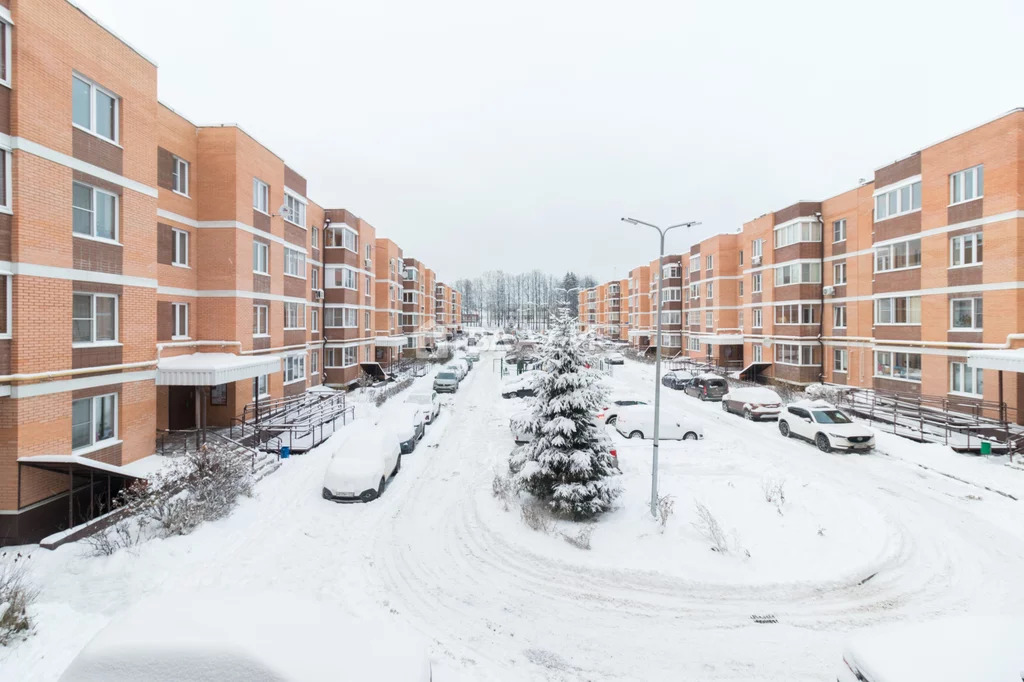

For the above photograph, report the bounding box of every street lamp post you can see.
[621,217,701,517]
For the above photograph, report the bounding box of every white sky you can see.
[75,0,1023,282]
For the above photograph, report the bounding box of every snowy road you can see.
[6,349,1024,680]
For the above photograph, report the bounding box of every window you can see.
[253,304,268,335]
[706,255,713,270]
[71,394,117,451]
[662,264,680,279]
[752,308,763,328]
[686,336,701,351]
[833,304,847,328]
[751,239,763,259]
[325,307,358,328]
[950,297,983,330]
[365,311,370,328]
[284,354,306,384]
[171,156,189,196]
[774,219,822,249]
[284,301,304,329]
[364,275,371,298]
[311,268,319,290]
[950,361,983,396]
[284,192,306,227]
[833,349,848,373]
[327,267,357,289]
[705,311,713,328]
[253,241,269,274]
[311,308,319,332]
[875,351,922,381]
[660,333,682,347]
[775,304,818,324]
[775,344,819,366]
[325,227,358,250]
[686,311,699,326]
[403,290,417,304]
[310,350,319,375]
[311,225,318,248]
[950,232,983,267]
[875,296,921,325]
[949,165,983,205]
[706,282,713,299]
[253,178,269,213]
[0,20,10,86]
[689,259,700,274]
[172,302,188,339]
[253,374,268,400]
[72,182,117,241]
[737,309,744,328]
[833,262,846,285]
[689,283,698,300]
[774,262,821,286]
[752,344,762,362]
[832,219,846,243]
[284,247,306,278]
[739,251,744,265]
[72,293,117,345]
[874,239,921,272]
[752,273,762,293]
[172,229,188,267]
[72,74,118,142]
[875,181,921,221]
[365,243,373,264]
[661,287,681,302]
[327,347,357,367]
[738,281,744,297]
[661,311,681,325]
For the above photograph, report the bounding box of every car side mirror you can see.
[803,417,812,423]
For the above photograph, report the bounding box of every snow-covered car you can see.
[466,349,480,362]
[595,397,648,425]
[393,405,426,453]
[58,590,431,682]
[510,412,619,468]
[501,370,545,399]
[837,616,1024,682]
[720,387,782,420]
[661,369,694,390]
[433,370,459,393]
[404,390,441,423]
[614,405,704,441]
[449,360,469,380]
[605,352,625,365]
[778,400,874,453]
[682,373,729,401]
[323,428,402,502]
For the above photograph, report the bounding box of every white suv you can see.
[777,400,874,453]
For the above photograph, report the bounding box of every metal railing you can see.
[231,391,354,454]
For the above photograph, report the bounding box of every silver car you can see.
[433,371,459,393]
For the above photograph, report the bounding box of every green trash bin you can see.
[980,441,992,455]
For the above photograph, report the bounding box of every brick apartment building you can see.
[434,281,463,337]
[586,108,1024,423]
[0,0,462,544]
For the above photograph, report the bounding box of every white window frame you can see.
[773,219,822,248]
[253,241,269,275]
[950,297,983,331]
[283,353,306,385]
[738,280,744,297]
[874,296,922,325]
[874,180,922,222]
[775,304,818,325]
[950,361,983,397]
[685,336,700,351]
[950,232,983,268]
[688,283,698,300]
[774,262,821,286]
[310,349,319,375]
[775,343,819,367]
[751,239,763,259]
[661,287,681,302]
[874,238,921,273]
[171,155,189,197]
[874,350,922,382]
[253,374,269,401]
[833,261,846,285]
[833,349,848,373]
[705,255,713,271]
[72,292,118,346]
[311,308,319,333]
[0,19,11,89]
[752,273,762,293]
[833,304,847,329]
[284,247,306,279]
[949,165,983,206]
[705,311,713,328]
[172,302,189,340]
[311,224,319,248]
[752,344,762,362]
[283,190,306,228]
[253,178,269,214]
[706,282,713,299]
[253,304,268,336]
[751,308,763,328]
[326,347,358,368]
[325,307,358,329]
[0,149,10,213]
[832,219,846,243]
[660,311,681,325]
[71,393,118,453]
[284,301,305,330]
[172,228,189,267]
[72,181,119,243]
[72,73,119,143]
[326,266,357,290]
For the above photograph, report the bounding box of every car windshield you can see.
[437,373,456,380]
[812,409,852,424]
[708,380,726,388]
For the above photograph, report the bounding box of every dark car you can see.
[683,375,729,401]
[660,370,694,390]
[467,337,478,346]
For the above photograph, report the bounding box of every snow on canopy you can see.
[509,309,621,518]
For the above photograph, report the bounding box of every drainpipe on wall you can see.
[814,211,825,385]
[321,217,330,385]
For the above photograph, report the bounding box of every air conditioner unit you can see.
[751,255,762,266]
[364,258,372,268]
[822,286,835,296]
[312,289,324,300]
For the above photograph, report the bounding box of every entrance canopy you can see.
[156,353,281,386]
[968,349,1024,373]
[699,334,744,346]
[18,454,145,479]
[375,336,408,348]
[360,362,387,381]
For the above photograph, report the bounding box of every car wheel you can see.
[606,415,617,425]
[628,430,644,439]
[721,401,729,413]
[360,485,380,503]
[393,456,401,475]
[683,432,698,441]
[779,421,791,438]
[744,409,754,421]
[815,434,832,453]
[699,392,706,401]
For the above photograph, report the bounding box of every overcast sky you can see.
[77,0,1023,283]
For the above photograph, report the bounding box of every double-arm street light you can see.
[621,216,701,517]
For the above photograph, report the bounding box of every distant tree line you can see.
[453,271,598,329]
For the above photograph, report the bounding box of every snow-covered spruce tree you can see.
[509,310,621,519]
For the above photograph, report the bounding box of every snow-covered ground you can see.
[5,345,1024,680]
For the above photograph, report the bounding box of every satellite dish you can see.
[278,203,289,217]
[762,338,773,349]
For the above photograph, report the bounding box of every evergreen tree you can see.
[510,309,621,518]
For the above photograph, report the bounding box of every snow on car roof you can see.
[788,399,836,410]
[697,372,726,380]
[723,387,780,402]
